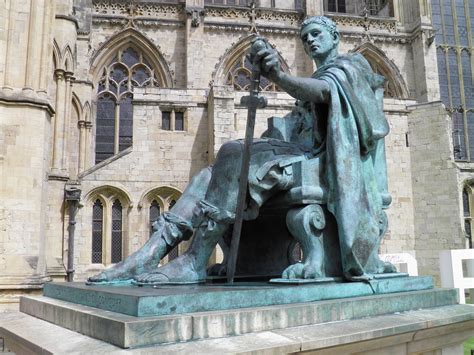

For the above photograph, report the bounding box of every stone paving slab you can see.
[2,304,474,354]
[43,276,434,317]
[21,288,457,348]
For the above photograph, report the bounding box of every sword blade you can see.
[226,72,262,284]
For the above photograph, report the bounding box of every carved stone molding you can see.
[204,22,299,36]
[341,31,411,44]
[92,16,184,29]
[93,1,184,19]
[186,7,205,27]
[437,44,471,54]
[329,14,397,33]
[204,6,302,28]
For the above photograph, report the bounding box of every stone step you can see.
[2,304,474,354]
[21,288,459,348]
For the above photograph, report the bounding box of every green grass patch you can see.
[465,337,474,355]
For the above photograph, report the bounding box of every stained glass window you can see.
[111,200,123,263]
[431,0,474,161]
[96,94,116,163]
[92,199,104,263]
[463,188,473,249]
[95,47,161,163]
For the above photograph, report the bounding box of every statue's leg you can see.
[134,141,243,284]
[87,167,212,283]
[133,200,234,284]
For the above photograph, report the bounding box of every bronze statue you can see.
[88,16,395,285]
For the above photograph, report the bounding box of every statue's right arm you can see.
[270,71,330,103]
[255,47,330,104]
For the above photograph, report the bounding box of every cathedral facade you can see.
[0,0,468,307]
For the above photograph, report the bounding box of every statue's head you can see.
[300,16,339,64]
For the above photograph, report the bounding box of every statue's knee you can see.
[189,167,212,187]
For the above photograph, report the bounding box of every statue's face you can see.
[300,23,338,60]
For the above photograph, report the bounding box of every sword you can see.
[227,38,269,284]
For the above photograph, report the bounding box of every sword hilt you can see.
[249,37,270,72]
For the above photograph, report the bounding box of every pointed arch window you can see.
[111,200,123,263]
[463,187,473,249]
[226,53,284,92]
[92,199,104,263]
[95,47,162,163]
[355,46,408,99]
[366,60,397,98]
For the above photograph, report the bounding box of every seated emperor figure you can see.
[88,16,393,285]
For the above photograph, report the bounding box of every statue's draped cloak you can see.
[232,53,390,277]
[314,53,389,276]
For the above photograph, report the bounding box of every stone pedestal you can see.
[0,276,472,354]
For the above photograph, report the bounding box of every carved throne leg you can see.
[282,204,326,279]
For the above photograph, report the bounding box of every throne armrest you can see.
[261,116,293,142]
[266,157,327,207]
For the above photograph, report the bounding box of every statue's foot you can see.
[133,254,206,285]
[87,230,168,284]
[282,262,322,279]
[87,263,136,284]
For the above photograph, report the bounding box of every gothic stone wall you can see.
[45,4,447,282]
[408,101,463,285]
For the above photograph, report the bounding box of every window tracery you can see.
[367,60,396,98]
[226,53,282,92]
[88,187,130,265]
[95,47,162,163]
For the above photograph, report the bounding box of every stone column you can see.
[85,122,93,170]
[207,85,236,163]
[0,0,55,302]
[185,0,205,88]
[61,71,74,171]
[52,69,66,174]
[408,1,440,103]
[44,0,79,283]
[78,120,86,172]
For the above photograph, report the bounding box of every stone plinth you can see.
[17,277,462,349]
[42,276,433,317]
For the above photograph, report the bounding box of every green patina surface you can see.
[44,276,435,317]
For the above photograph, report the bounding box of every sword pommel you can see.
[249,37,269,67]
